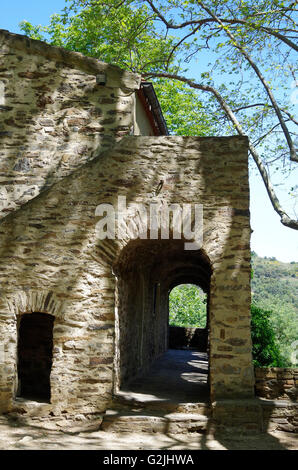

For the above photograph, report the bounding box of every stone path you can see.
[100,349,210,433]
[0,349,297,450]
[118,349,209,404]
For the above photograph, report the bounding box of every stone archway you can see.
[113,238,212,398]
[113,233,255,402]
[0,290,64,413]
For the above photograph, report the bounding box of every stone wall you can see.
[0,29,140,219]
[114,266,168,389]
[255,368,298,401]
[0,135,253,416]
[212,398,298,433]
[169,326,208,352]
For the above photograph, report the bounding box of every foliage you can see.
[19,3,215,137]
[169,284,207,328]
[250,304,287,367]
[251,251,298,365]
[20,1,174,73]
[153,79,218,136]
[19,0,298,228]
[169,254,297,366]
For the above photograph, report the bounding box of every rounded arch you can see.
[4,290,65,319]
[165,265,212,295]
[0,290,63,410]
[113,238,213,392]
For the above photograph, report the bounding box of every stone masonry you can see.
[255,368,298,401]
[0,134,254,416]
[0,29,140,219]
[0,30,256,420]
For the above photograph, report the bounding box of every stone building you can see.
[2,29,294,434]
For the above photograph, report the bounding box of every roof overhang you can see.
[137,82,169,136]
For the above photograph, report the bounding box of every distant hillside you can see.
[251,252,298,365]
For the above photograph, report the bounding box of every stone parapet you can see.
[255,367,298,401]
[212,398,298,433]
[0,29,140,89]
[168,326,208,352]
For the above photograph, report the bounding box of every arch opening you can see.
[169,283,207,328]
[168,283,208,352]
[17,312,54,403]
[114,239,212,402]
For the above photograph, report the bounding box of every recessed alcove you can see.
[17,313,54,403]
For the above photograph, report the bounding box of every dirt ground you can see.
[0,421,297,450]
[1,351,296,451]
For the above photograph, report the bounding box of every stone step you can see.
[101,409,210,434]
[112,393,211,416]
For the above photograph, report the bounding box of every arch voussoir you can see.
[3,290,64,319]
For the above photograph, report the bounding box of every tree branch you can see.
[144,0,298,51]
[198,1,297,162]
[143,71,298,229]
[231,103,298,126]
[252,120,291,147]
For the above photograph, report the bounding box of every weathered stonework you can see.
[169,326,208,351]
[0,30,259,422]
[255,368,298,401]
[0,134,254,416]
[0,29,140,219]
[212,398,298,433]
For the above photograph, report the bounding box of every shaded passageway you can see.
[102,347,210,434]
[114,239,212,402]
[118,349,209,404]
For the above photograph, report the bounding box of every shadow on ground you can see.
[0,349,296,449]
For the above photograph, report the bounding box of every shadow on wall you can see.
[0,126,292,446]
[0,29,139,218]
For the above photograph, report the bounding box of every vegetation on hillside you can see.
[251,251,298,366]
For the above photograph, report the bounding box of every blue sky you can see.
[1,0,298,262]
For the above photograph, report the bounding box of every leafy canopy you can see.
[20,1,215,136]
[20,0,298,228]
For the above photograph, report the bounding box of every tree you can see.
[251,252,298,364]
[153,79,219,136]
[168,285,288,366]
[251,304,287,366]
[20,0,298,229]
[169,284,207,328]
[20,5,215,136]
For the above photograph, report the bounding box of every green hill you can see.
[251,252,298,365]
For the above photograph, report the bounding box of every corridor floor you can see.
[118,349,209,404]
